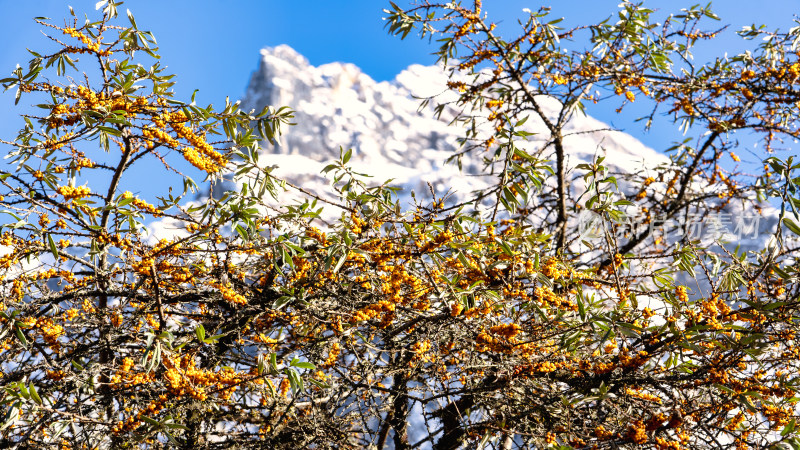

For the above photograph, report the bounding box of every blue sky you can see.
[0,1,797,200]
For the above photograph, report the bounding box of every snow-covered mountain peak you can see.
[142,44,780,261]
[240,45,681,216]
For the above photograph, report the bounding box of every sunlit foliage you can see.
[1,1,800,449]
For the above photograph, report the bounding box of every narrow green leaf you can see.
[47,234,58,259]
[292,361,316,370]
[194,324,206,342]
[14,327,27,348]
[29,384,42,405]
[784,217,800,236]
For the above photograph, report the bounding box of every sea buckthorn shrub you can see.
[0,1,799,450]
[380,1,800,449]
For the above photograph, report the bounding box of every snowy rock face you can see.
[240,45,666,206]
[238,45,778,257]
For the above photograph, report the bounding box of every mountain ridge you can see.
[239,45,672,211]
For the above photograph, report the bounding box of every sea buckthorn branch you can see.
[386,1,770,264]
[0,4,315,447]
[378,2,800,448]
[0,1,798,449]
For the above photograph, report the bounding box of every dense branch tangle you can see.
[379,1,800,449]
[0,6,301,449]
[0,2,799,450]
